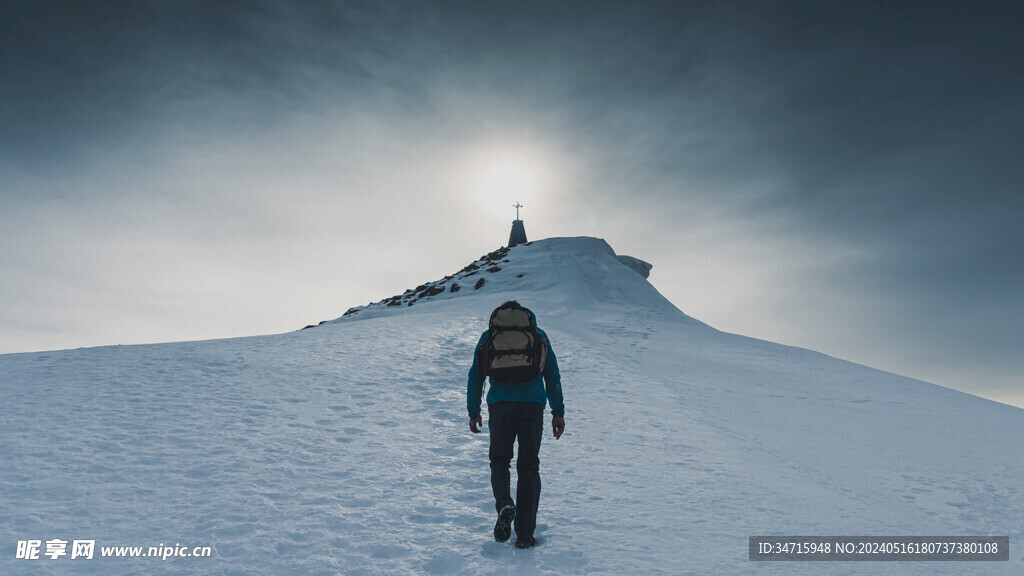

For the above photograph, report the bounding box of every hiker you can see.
[467,300,565,549]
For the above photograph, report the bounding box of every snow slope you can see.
[2,236,1022,575]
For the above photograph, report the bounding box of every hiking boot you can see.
[493,505,516,542]
[514,536,536,549]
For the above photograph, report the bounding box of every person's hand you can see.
[469,416,483,433]
[552,417,565,439]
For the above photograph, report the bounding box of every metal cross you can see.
[513,202,523,220]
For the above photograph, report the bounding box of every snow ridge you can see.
[308,236,698,327]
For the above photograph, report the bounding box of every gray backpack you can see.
[478,303,548,382]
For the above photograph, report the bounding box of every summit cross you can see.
[513,202,523,220]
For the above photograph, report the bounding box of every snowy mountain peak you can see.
[319,236,693,326]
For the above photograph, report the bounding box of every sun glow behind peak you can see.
[457,143,553,222]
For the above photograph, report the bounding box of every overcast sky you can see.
[2,1,1022,407]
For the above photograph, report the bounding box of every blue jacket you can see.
[467,327,565,419]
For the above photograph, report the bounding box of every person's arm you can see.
[540,330,565,438]
[467,331,488,432]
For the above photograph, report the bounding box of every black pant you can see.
[488,401,544,539]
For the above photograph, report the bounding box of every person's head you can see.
[501,300,521,308]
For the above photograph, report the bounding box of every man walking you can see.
[467,300,565,549]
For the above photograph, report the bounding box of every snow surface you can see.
[614,254,652,279]
[2,236,1022,575]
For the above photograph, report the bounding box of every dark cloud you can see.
[1,0,1022,401]
[1,1,393,175]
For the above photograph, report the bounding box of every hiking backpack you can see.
[479,303,548,382]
